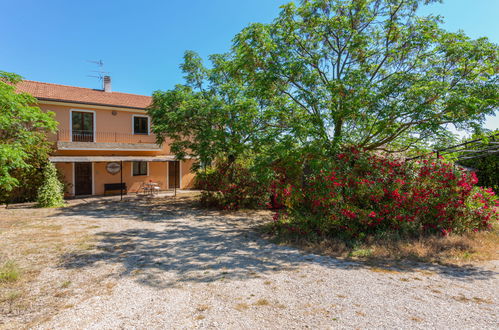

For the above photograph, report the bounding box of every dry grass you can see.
[234,303,250,311]
[0,206,100,327]
[410,316,424,322]
[254,299,270,306]
[452,295,493,304]
[196,304,210,312]
[265,224,499,265]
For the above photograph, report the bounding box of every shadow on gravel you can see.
[54,197,498,288]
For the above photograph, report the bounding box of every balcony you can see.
[55,129,161,151]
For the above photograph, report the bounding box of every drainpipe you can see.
[120,160,123,201]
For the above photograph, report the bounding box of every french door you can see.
[72,111,94,142]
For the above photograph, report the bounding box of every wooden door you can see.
[75,162,92,195]
[168,161,180,189]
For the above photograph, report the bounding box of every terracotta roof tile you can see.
[16,80,152,109]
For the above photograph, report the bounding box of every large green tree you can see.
[233,0,499,152]
[149,51,281,166]
[0,71,57,194]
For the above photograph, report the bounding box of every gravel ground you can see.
[9,196,498,329]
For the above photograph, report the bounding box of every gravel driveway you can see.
[28,196,499,329]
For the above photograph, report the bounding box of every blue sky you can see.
[1,0,497,130]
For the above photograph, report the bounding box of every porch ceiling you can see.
[49,155,178,163]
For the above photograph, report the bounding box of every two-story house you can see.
[16,76,195,197]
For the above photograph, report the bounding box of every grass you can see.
[1,290,22,313]
[0,206,101,326]
[262,222,499,265]
[0,260,21,283]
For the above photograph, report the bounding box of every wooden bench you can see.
[104,183,127,195]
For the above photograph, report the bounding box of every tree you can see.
[0,71,57,194]
[149,51,281,167]
[233,0,499,152]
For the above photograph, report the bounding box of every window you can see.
[71,111,94,142]
[133,116,149,134]
[132,161,148,176]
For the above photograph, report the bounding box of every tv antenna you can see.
[86,59,110,85]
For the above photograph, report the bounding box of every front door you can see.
[72,111,94,142]
[168,161,180,189]
[75,162,92,195]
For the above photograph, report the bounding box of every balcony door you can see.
[72,111,94,142]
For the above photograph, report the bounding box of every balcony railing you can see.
[56,129,158,144]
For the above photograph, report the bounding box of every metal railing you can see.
[406,133,499,161]
[56,128,157,144]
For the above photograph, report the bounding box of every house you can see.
[16,76,195,197]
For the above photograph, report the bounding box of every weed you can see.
[349,248,373,258]
[61,280,71,288]
[0,260,21,283]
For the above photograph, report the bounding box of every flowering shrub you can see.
[272,150,498,239]
[196,161,268,210]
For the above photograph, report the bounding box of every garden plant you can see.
[149,0,499,242]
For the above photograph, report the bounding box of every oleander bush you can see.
[270,150,498,240]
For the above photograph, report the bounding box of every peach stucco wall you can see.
[55,162,73,197]
[181,159,196,189]
[44,102,196,196]
[56,159,194,196]
[94,161,169,195]
[40,104,172,154]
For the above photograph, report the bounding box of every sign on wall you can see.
[106,162,121,174]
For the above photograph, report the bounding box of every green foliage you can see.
[0,260,20,283]
[457,131,499,191]
[233,0,499,152]
[36,162,64,208]
[0,151,49,204]
[0,71,57,197]
[149,51,281,168]
[150,0,499,237]
[196,160,269,210]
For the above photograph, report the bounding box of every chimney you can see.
[103,75,111,92]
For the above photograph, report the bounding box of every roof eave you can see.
[37,97,149,111]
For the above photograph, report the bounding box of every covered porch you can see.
[50,155,194,200]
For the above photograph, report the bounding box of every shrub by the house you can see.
[36,162,64,208]
[196,161,268,210]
